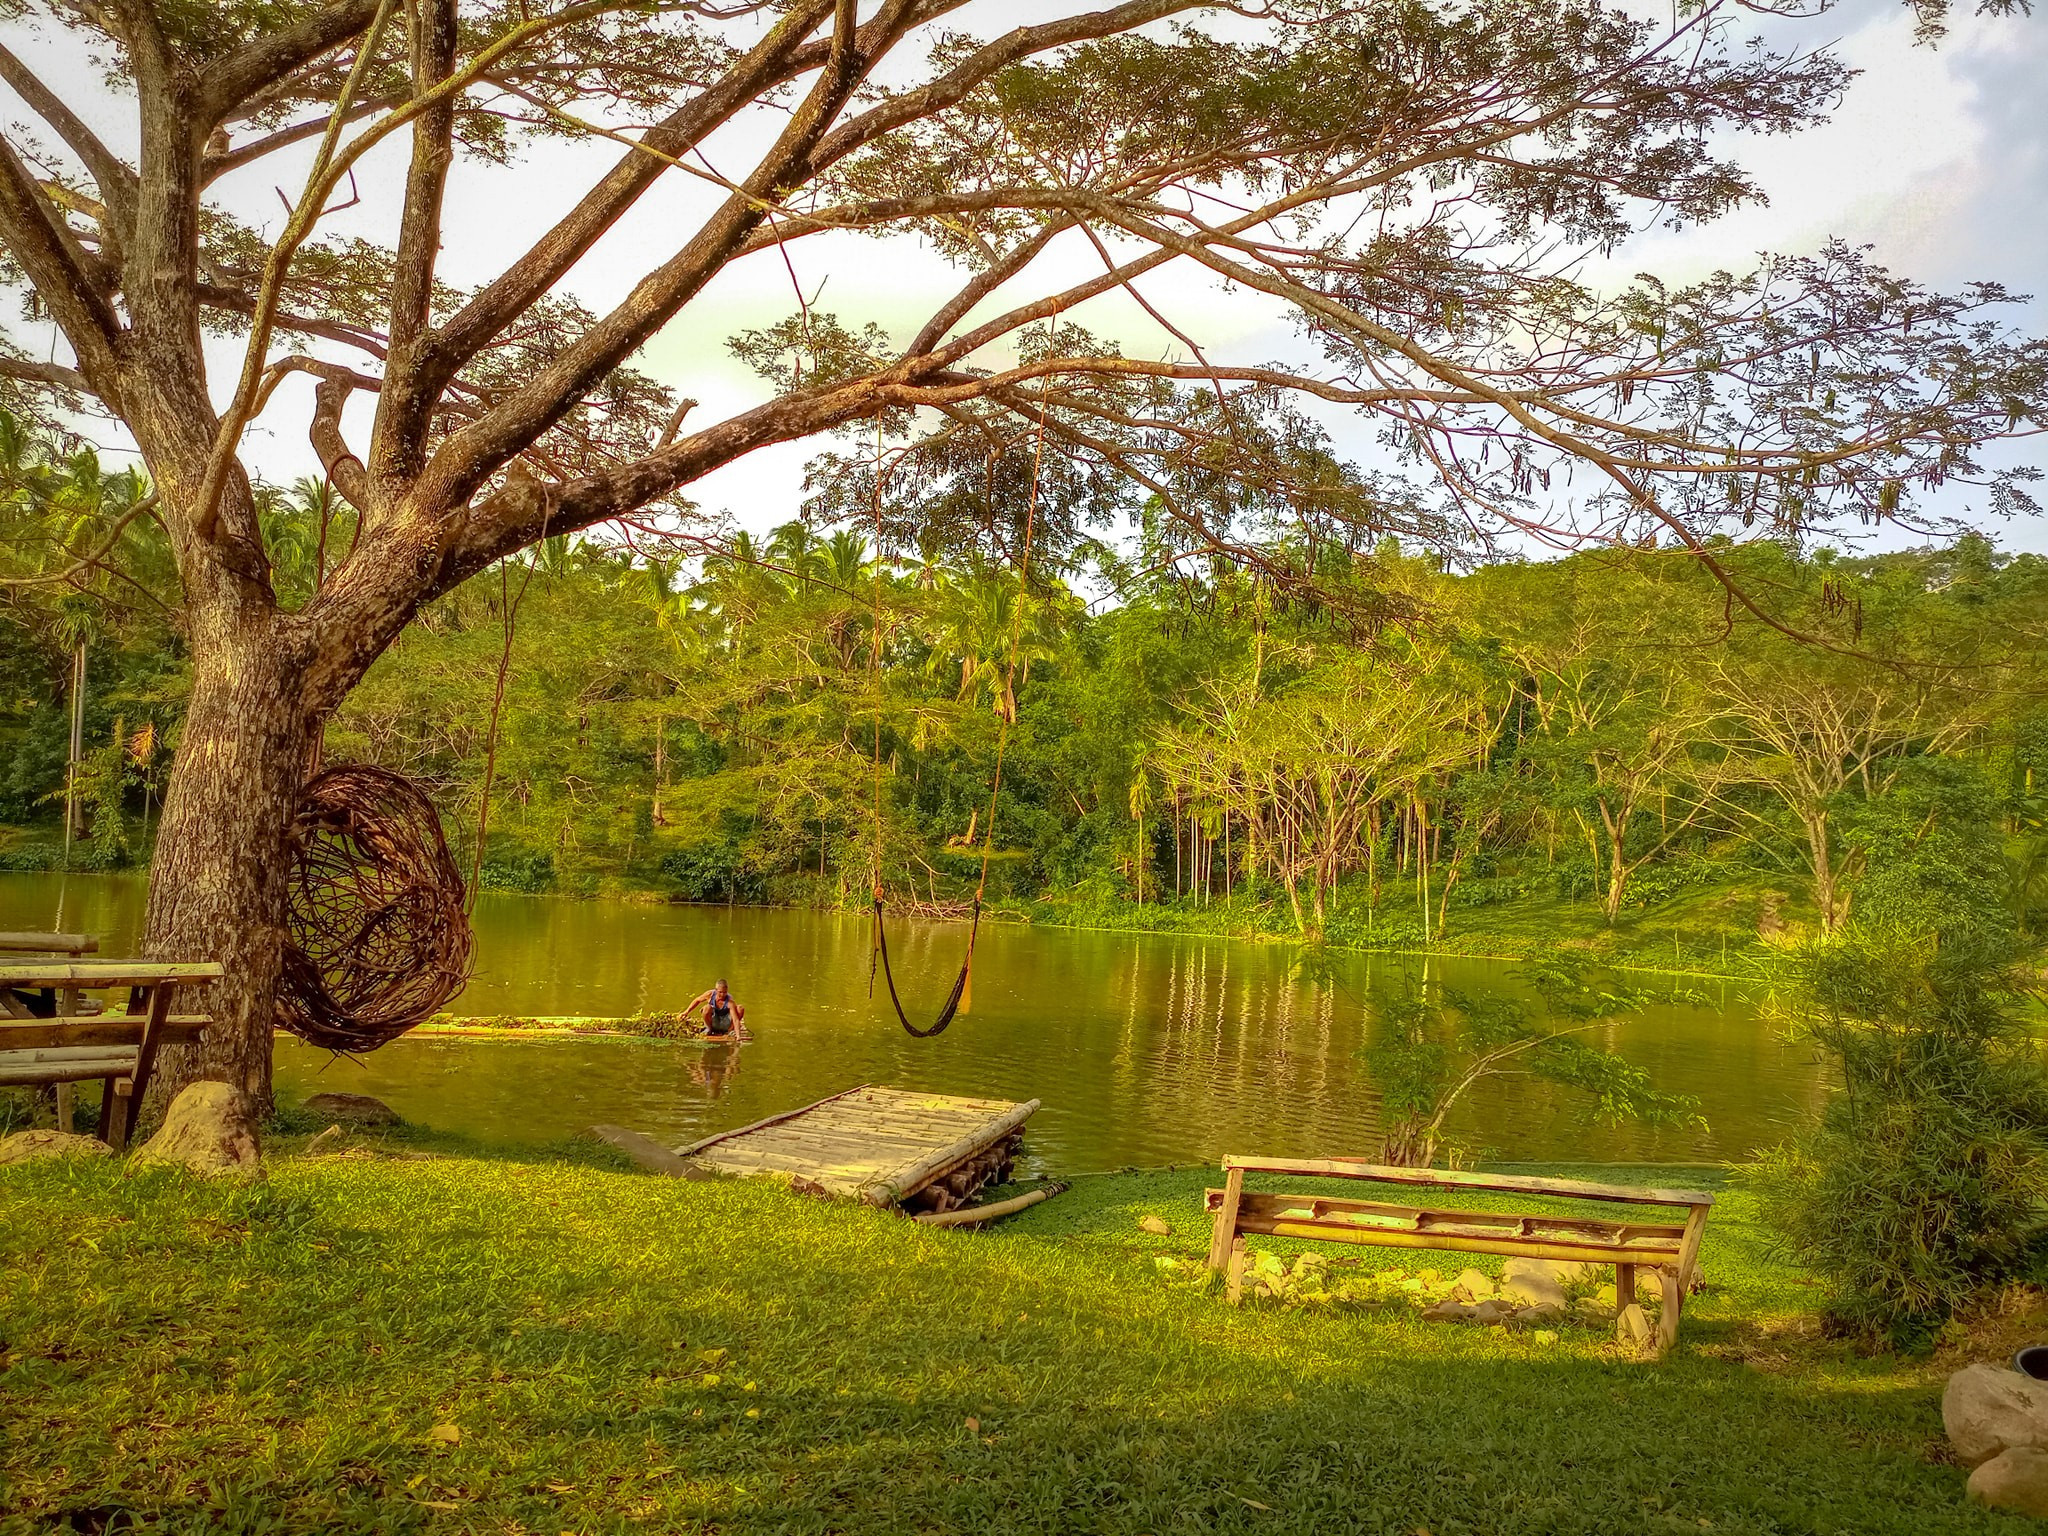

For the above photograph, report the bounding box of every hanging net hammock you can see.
[867,387,1048,1038]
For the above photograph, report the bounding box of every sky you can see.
[6,0,2046,555]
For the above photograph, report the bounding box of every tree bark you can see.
[142,610,312,1117]
[1805,812,1844,932]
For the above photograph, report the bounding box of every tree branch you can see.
[0,134,123,395]
[0,494,159,587]
[417,0,922,514]
[193,0,402,539]
[0,41,137,236]
[199,0,385,128]
[202,96,402,186]
[419,0,843,389]
[0,352,93,398]
[369,0,459,487]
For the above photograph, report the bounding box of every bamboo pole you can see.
[912,1182,1066,1226]
[63,640,85,862]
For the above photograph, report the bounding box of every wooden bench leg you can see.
[98,983,172,1157]
[93,1074,120,1145]
[103,1080,134,1152]
[1615,1263,1636,1313]
[54,1081,73,1134]
[1225,1236,1248,1307]
[1207,1165,1245,1272]
[1655,1267,1682,1355]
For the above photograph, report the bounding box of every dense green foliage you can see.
[8,402,2047,964]
[0,1140,2028,1535]
[1747,770,2048,1342]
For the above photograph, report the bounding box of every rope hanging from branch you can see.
[868,373,1051,1038]
[277,763,474,1053]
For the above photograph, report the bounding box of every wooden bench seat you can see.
[1205,1156,1713,1354]
[1,1045,144,1086]
[0,931,96,954]
[0,957,220,1151]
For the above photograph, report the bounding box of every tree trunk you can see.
[1806,812,1844,931]
[143,616,312,1119]
[1604,825,1629,923]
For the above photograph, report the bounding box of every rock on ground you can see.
[1451,1267,1494,1301]
[1499,1257,1570,1310]
[0,1129,109,1165]
[1511,1302,1566,1329]
[1138,1214,1171,1236]
[1969,1445,2048,1518]
[301,1091,400,1126]
[1947,1365,2048,1468]
[134,1082,260,1175]
[1470,1297,1519,1326]
[1421,1300,1477,1324]
[1506,1256,1593,1285]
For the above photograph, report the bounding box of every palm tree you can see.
[767,520,827,591]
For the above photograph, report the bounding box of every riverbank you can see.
[0,847,1810,986]
[1025,872,1808,981]
[0,1121,2027,1534]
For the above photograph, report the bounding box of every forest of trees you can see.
[6,411,2046,963]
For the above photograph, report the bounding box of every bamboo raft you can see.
[673,1084,1039,1212]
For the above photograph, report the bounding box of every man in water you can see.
[686,979,746,1039]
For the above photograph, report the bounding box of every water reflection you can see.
[0,873,1828,1170]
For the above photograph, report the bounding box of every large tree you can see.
[0,0,2040,1114]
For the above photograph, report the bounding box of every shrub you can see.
[658,836,762,903]
[1745,933,2048,1343]
[1747,766,2048,1344]
[1618,857,1721,909]
[479,849,555,893]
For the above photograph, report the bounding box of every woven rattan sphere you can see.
[277,764,474,1053]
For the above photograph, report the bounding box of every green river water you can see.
[0,873,1826,1172]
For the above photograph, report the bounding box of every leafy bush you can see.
[1747,764,2048,1344]
[658,835,763,903]
[1549,857,1597,901]
[1619,857,1721,909]
[0,842,58,871]
[1746,934,2048,1343]
[1443,871,1550,910]
[479,849,556,893]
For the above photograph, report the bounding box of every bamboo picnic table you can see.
[0,959,221,1150]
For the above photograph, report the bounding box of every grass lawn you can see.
[0,1133,2029,1535]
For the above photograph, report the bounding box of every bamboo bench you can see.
[1204,1156,1714,1353]
[1,959,221,1151]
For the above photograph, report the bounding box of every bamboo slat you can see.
[914,1183,1066,1227]
[1220,1155,1714,1208]
[0,1051,135,1086]
[675,1084,1037,1209]
[0,932,97,954]
[0,1017,208,1050]
[0,961,223,988]
[673,1084,871,1158]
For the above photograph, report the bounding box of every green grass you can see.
[0,1142,2024,1535]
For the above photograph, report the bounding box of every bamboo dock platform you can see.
[673,1084,1040,1211]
